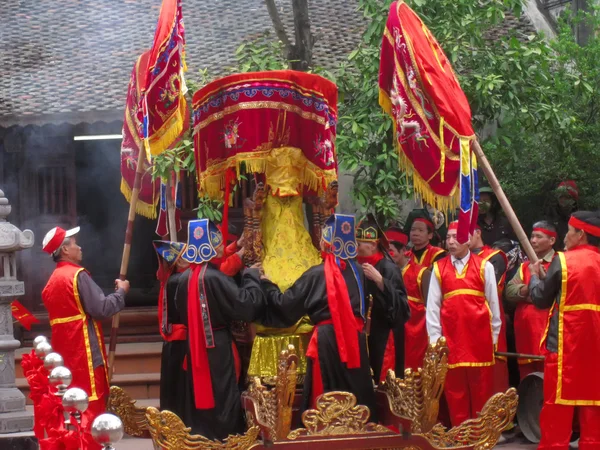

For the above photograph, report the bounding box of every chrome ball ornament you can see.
[91,413,124,449]
[49,366,72,391]
[33,335,48,347]
[62,387,89,414]
[35,341,53,358]
[43,352,64,370]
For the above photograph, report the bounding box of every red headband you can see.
[413,217,434,229]
[533,227,557,239]
[448,221,458,232]
[385,230,408,246]
[569,216,600,237]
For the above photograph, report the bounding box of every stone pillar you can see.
[0,189,35,435]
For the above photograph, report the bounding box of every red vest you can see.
[476,247,508,355]
[514,256,553,363]
[549,246,600,405]
[434,253,495,368]
[402,262,428,371]
[42,262,107,401]
[410,244,445,268]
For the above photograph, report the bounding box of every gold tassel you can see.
[120,179,158,219]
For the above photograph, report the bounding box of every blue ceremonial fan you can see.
[321,214,358,260]
[153,241,187,269]
[182,219,223,264]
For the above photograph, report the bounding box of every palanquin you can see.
[107,338,518,450]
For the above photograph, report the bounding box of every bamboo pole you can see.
[472,140,538,264]
[495,351,545,361]
[165,175,178,242]
[108,149,146,382]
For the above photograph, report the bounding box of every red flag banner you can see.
[379,1,479,240]
[191,70,338,200]
[120,51,160,219]
[11,300,40,331]
[140,0,187,157]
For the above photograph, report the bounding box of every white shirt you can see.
[426,251,502,345]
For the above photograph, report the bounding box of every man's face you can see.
[410,222,432,249]
[468,229,482,251]
[357,241,377,257]
[176,258,190,271]
[446,230,469,257]
[215,243,225,258]
[564,225,583,251]
[530,230,555,255]
[558,194,575,213]
[389,243,408,267]
[478,193,493,215]
[62,237,82,263]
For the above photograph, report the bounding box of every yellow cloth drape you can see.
[248,195,322,377]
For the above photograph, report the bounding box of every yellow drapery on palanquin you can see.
[248,195,320,377]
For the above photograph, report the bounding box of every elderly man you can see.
[426,221,502,426]
[41,226,129,427]
[529,211,600,450]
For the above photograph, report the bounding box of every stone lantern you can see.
[0,189,35,435]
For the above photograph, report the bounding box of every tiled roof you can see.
[0,1,540,125]
[0,0,366,124]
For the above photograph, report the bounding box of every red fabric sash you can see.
[357,252,384,266]
[187,263,215,409]
[323,253,362,369]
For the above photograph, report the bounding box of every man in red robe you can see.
[386,228,431,372]
[426,221,502,426]
[505,220,556,379]
[407,214,446,268]
[41,226,129,428]
[529,211,600,450]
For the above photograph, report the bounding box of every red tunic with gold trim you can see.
[410,244,445,268]
[514,259,553,363]
[403,262,428,371]
[434,254,495,367]
[546,248,600,404]
[42,262,107,402]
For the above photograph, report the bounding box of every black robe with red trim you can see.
[366,257,409,383]
[175,265,265,440]
[260,263,377,420]
[159,271,188,417]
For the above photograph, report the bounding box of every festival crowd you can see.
[39,179,600,450]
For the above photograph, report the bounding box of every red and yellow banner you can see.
[11,300,40,331]
[139,0,187,157]
[379,1,479,241]
[120,51,160,219]
[191,70,339,200]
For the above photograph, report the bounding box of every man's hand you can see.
[362,263,384,292]
[115,279,130,294]
[529,261,542,278]
[236,247,245,260]
[237,235,246,249]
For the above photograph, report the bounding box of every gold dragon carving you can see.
[243,345,299,441]
[378,338,449,434]
[287,391,389,440]
[106,385,150,438]
[422,388,519,450]
[146,406,261,450]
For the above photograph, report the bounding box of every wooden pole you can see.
[472,140,538,264]
[108,149,146,382]
[495,351,545,361]
[165,175,178,242]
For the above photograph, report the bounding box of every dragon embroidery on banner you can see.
[390,75,429,148]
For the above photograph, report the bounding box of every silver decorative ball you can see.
[91,413,124,446]
[35,341,53,358]
[49,366,72,389]
[62,387,89,413]
[33,336,49,347]
[43,352,64,370]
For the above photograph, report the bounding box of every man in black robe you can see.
[356,214,409,383]
[176,219,265,441]
[153,241,189,417]
[260,214,377,420]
